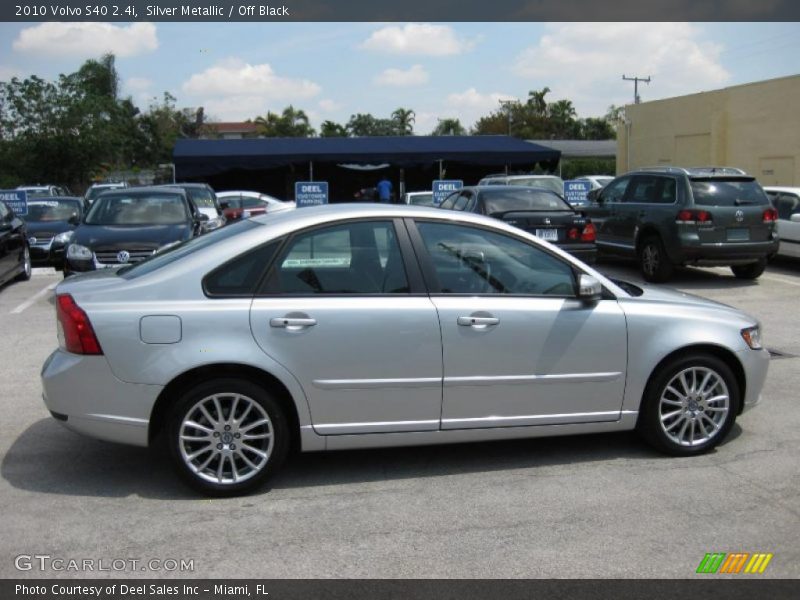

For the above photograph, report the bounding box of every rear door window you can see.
[624,175,676,204]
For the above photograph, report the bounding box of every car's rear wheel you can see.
[167,378,289,496]
[15,245,32,282]
[638,354,739,456]
[731,258,767,280]
[638,236,673,283]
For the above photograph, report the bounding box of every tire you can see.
[638,354,740,456]
[731,258,766,280]
[15,244,32,282]
[167,378,290,496]
[638,236,674,283]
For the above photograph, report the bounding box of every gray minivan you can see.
[584,167,779,282]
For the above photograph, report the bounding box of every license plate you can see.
[535,229,558,241]
[726,228,750,241]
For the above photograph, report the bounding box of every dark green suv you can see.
[585,167,779,282]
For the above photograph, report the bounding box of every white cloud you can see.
[361,24,476,56]
[318,99,342,112]
[124,77,153,93]
[374,64,429,87]
[0,66,21,81]
[181,58,321,120]
[12,23,158,58]
[441,88,518,130]
[511,23,730,116]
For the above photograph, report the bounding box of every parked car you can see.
[85,182,128,206]
[161,183,226,231]
[584,167,779,282]
[404,191,435,206]
[478,174,564,195]
[0,200,31,287]
[575,175,614,190]
[16,185,67,198]
[64,187,204,275]
[764,186,800,258]
[41,204,768,495]
[217,190,294,221]
[22,196,84,268]
[438,185,596,263]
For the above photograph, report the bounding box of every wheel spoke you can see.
[241,443,268,458]
[195,452,216,472]
[236,402,253,425]
[700,412,720,430]
[186,444,214,461]
[666,415,686,432]
[236,448,260,471]
[242,432,272,440]
[184,420,213,434]
[181,433,211,442]
[212,397,225,424]
[696,416,710,439]
[705,406,727,413]
[679,372,692,395]
[216,455,225,482]
[688,419,696,445]
[665,386,686,401]
[677,418,690,443]
[660,409,684,422]
[199,405,217,427]
[230,395,240,422]
[706,395,728,404]
[241,418,270,433]
[229,456,239,482]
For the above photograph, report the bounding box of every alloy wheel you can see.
[658,366,730,447]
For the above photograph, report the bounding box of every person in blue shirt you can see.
[376,177,392,203]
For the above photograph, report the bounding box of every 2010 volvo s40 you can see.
[41,204,769,495]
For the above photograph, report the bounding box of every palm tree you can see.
[391,107,415,135]
[320,120,348,137]
[527,87,551,117]
[432,118,466,136]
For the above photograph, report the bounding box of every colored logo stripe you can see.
[697,553,726,574]
[744,553,773,574]
[696,552,773,574]
[720,553,749,574]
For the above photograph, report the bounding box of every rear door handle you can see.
[457,316,500,327]
[270,317,317,329]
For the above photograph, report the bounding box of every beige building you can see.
[617,74,800,185]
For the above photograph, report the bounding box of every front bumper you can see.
[41,350,163,447]
[736,346,770,413]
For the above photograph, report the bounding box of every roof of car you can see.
[763,186,800,193]
[96,186,187,197]
[163,183,210,189]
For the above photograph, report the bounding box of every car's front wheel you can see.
[15,244,32,282]
[638,236,674,283]
[167,379,289,496]
[638,354,739,456]
[731,258,767,280]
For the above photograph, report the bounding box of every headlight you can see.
[66,243,93,261]
[54,231,74,244]
[741,326,763,350]
[203,216,226,231]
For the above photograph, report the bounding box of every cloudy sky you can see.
[1,21,798,133]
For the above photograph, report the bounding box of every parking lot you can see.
[1,258,799,579]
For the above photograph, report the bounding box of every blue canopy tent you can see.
[173,136,561,201]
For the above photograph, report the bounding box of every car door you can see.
[584,175,631,249]
[619,174,678,246]
[0,202,13,281]
[249,218,443,435]
[776,192,800,257]
[409,219,627,428]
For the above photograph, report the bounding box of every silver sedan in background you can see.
[41,204,768,495]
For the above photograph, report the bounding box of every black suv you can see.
[585,167,779,282]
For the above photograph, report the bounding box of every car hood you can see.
[73,224,192,249]
[25,220,75,236]
[617,279,757,321]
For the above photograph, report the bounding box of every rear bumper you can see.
[673,240,779,266]
[558,243,597,264]
[41,350,162,447]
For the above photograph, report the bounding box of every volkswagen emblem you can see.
[735,210,744,223]
[28,237,37,245]
[117,250,130,264]
[544,218,551,225]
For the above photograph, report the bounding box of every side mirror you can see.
[577,273,602,302]
[790,214,800,223]
[194,213,210,222]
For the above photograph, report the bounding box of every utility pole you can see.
[499,99,514,135]
[622,74,651,104]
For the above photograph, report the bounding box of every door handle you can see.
[457,316,499,327]
[270,317,317,329]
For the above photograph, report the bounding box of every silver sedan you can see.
[41,204,769,495]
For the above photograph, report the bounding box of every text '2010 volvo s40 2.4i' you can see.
[41,204,769,495]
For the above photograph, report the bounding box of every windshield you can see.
[690,179,770,207]
[118,219,262,279]
[20,188,53,198]
[482,189,572,214]
[25,199,81,222]
[187,187,217,208]
[508,177,564,194]
[408,193,434,206]
[85,193,189,225]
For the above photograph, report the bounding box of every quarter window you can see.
[777,193,800,220]
[204,240,280,297]
[416,222,576,296]
[625,175,676,204]
[600,177,630,204]
[264,221,409,294]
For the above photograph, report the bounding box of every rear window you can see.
[690,179,769,207]
[508,177,564,194]
[187,187,217,208]
[481,189,571,215]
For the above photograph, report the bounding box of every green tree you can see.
[391,107,415,135]
[319,120,348,137]
[432,118,467,136]
[346,113,397,136]
[254,105,315,137]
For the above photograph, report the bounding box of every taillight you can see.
[763,208,778,223]
[567,227,579,240]
[676,209,713,224]
[581,222,596,242]
[56,294,103,355]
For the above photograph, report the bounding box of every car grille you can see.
[94,249,155,265]
[29,233,57,247]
